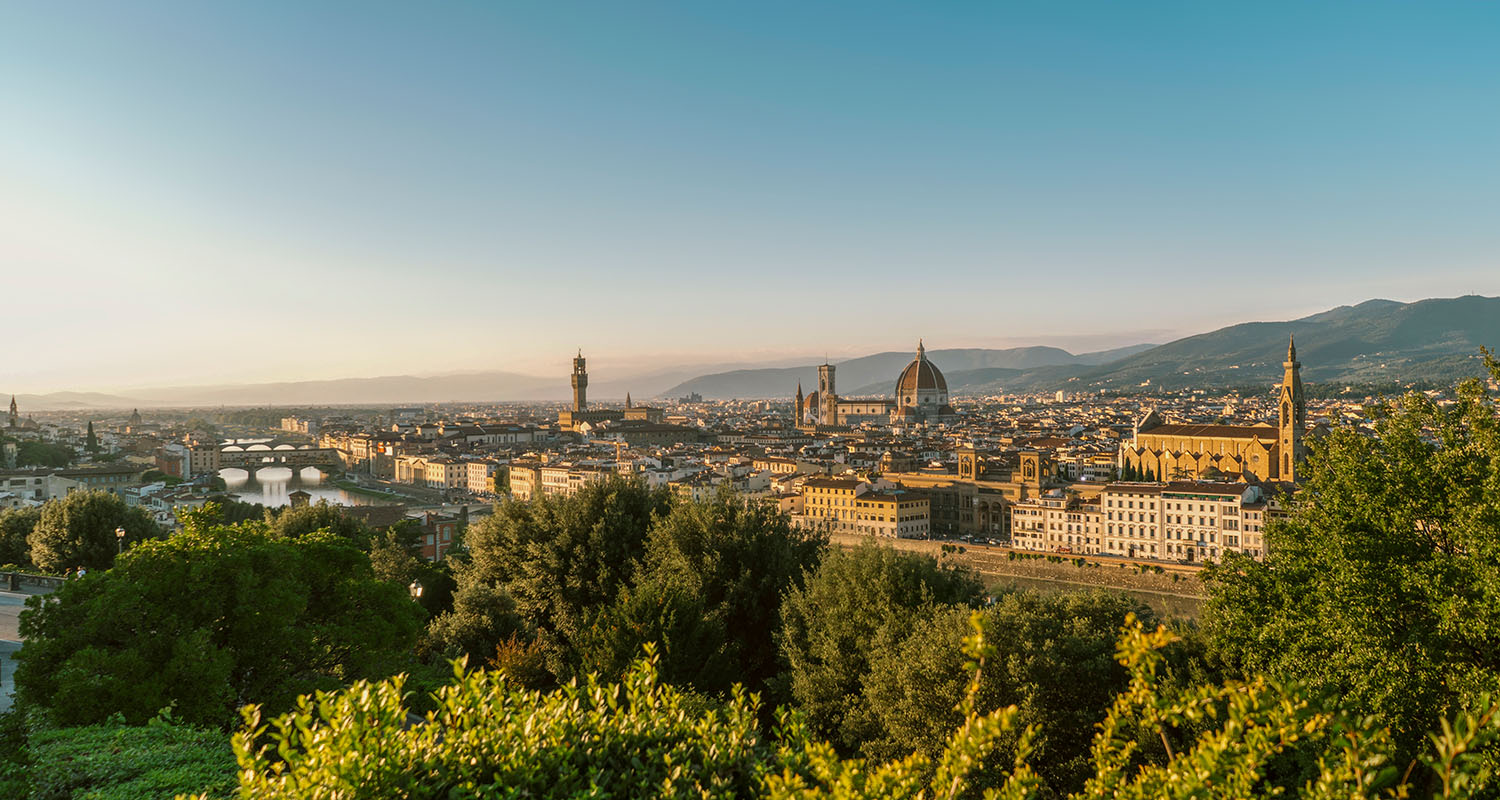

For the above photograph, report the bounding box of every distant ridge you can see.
[7,296,1496,408]
[661,344,1157,400]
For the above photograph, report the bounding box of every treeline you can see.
[2,353,1499,798]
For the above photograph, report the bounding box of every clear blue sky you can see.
[3,2,1498,392]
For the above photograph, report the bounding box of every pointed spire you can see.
[625,392,632,409]
[1286,334,1297,362]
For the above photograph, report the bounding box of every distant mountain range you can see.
[660,344,1157,400]
[661,295,1500,398]
[6,296,1497,409]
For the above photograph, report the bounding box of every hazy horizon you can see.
[5,3,1499,394]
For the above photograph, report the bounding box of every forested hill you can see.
[1063,294,1500,392]
[669,295,1500,398]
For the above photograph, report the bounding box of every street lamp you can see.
[408,580,423,601]
[115,527,126,555]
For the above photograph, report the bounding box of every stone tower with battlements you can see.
[571,351,589,412]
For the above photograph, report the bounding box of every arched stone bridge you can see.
[219,440,342,472]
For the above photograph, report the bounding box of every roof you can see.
[1140,423,1276,440]
[802,477,862,489]
[894,341,948,394]
[341,505,410,529]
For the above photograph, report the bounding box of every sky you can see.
[2,2,1498,393]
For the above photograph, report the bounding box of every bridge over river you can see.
[219,439,342,473]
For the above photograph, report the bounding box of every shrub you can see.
[19,716,234,800]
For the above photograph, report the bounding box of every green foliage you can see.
[457,477,672,679]
[214,498,265,524]
[15,515,426,728]
[422,568,524,665]
[266,499,372,546]
[26,490,160,572]
[1204,356,1500,770]
[0,506,40,567]
[860,592,1181,795]
[14,440,74,468]
[778,543,984,753]
[368,520,454,615]
[16,716,234,800]
[214,613,1500,799]
[579,487,826,698]
[225,654,768,799]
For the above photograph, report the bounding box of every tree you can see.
[577,487,827,698]
[14,441,74,468]
[423,570,526,666]
[84,421,99,454]
[210,615,1500,800]
[1204,352,1500,775]
[860,591,1206,795]
[14,511,426,727]
[457,478,672,680]
[0,507,40,566]
[26,490,160,572]
[267,499,372,546]
[777,542,984,752]
[368,520,456,616]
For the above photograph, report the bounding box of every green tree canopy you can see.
[860,591,1204,795]
[14,441,74,468]
[1204,353,1500,772]
[267,499,373,546]
[26,490,160,572]
[15,512,426,727]
[777,542,985,753]
[456,478,672,679]
[577,488,827,698]
[0,506,40,567]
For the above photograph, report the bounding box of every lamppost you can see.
[115,527,126,555]
[408,580,423,601]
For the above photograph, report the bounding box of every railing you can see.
[2,572,64,593]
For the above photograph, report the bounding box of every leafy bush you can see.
[12,715,234,800]
[205,615,1500,799]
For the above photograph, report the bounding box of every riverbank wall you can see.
[828,533,1206,599]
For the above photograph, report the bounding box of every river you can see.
[220,467,381,509]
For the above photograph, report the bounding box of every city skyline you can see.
[5,3,1500,392]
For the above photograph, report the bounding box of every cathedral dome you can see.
[892,340,956,424]
[894,341,947,395]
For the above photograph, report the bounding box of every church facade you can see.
[1118,338,1306,483]
[795,341,955,428]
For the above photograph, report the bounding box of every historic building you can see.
[556,351,662,432]
[891,340,957,425]
[1118,337,1306,483]
[794,341,953,428]
[6,396,38,432]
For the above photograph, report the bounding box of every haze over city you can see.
[5,2,1499,394]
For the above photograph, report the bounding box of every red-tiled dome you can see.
[895,341,947,394]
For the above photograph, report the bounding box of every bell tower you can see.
[818,363,837,425]
[1277,335,1305,482]
[957,445,978,480]
[7,396,16,428]
[571,351,589,412]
